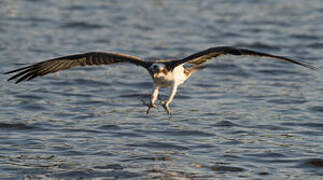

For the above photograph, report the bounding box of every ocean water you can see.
[0,0,323,179]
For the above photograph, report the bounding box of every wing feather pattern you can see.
[166,46,317,70]
[5,52,151,83]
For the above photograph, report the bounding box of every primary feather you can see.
[5,52,151,83]
[165,46,317,70]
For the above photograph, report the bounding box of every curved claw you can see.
[146,103,158,114]
[142,100,158,114]
[160,101,171,115]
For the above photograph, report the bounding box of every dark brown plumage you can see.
[5,52,151,83]
[5,46,316,84]
[165,46,317,70]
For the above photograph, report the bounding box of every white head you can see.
[149,63,166,73]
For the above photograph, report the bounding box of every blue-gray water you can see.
[1,0,323,179]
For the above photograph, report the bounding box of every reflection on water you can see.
[1,0,323,179]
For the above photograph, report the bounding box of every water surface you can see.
[0,0,323,179]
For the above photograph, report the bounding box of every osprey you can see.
[5,46,316,114]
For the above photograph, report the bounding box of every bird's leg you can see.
[146,85,160,114]
[161,84,178,115]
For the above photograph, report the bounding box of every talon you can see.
[141,100,157,114]
[161,101,171,115]
[146,103,158,114]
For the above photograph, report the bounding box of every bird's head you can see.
[149,63,168,78]
[150,63,166,73]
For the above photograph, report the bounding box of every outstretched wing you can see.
[166,46,317,70]
[5,52,151,83]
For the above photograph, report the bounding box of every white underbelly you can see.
[153,65,187,87]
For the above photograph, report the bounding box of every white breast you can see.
[154,65,187,87]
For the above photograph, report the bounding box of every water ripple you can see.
[1,0,322,179]
[128,141,189,151]
[0,123,34,130]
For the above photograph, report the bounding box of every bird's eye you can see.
[151,65,158,70]
[151,64,164,72]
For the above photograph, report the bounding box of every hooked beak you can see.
[150,64,167,78]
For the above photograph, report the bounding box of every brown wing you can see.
[5,52,151,83]
[166,46,317,70]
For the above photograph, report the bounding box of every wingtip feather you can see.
[308,64,319,70]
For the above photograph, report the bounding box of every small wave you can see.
[128,141,189,151]
[257,69,297,76]
[137,128,215,137]
[294,131,322,136]
[252,124,290,131]
[51,169,140,179]
[280,122,323,131]
[291,34,319,40]
[60,21,106,30]
[140,156,172,161]
[94,164,123,170]
[0,122,34,130]
[9,17,54,23]
[244,152,286,158]
[308,106,323,113]
[267,98,307,105]
[210,165,244,172]
[15,94,44,100]
[118,93,150,98]
[296,158,323,168]
[98,124,121,130]
[212,120,240,127]
[307,42,323,49]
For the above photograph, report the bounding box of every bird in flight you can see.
[5,46,317,114]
